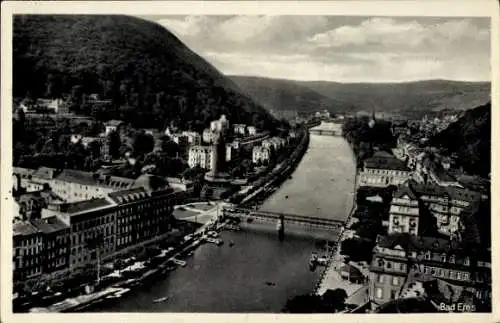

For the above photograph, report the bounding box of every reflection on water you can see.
[261,135,356,222]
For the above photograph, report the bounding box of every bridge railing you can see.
[224,208,344,227]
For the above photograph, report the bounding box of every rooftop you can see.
[54,169,134,190]
[31,216,69,234]
[376,234,462,254]
[364,154,410,171]
[105,120,124,127]
[33,167,60,180]
[13,167,36,178]
[393,184,418,200]
[108,187,149,204]
[408,180,481,203]
[13,221,41,236]
[52,198,113,215]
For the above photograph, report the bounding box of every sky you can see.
[143,15,490,83]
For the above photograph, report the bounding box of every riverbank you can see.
[234,127,310,208]
[22,218,227,313]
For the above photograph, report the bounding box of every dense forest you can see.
[230,75,350,117]
[341,116,396,167]
[230,75,490,118]
[429,102,491,177]
[13,15,281,131]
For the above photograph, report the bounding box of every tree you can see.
[322,288,348,312]
[160,135,180,157]
[282,294,328,313]
[340,238,375,262]
[133,132,155,156]
[87,140,101,159]
[107,130,121,159]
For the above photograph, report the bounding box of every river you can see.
[89,134,356,312]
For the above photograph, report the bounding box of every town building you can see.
[107,176,176,251]
[13,221,44,282]
[31,216,70,274]
[13,167,137,203]
[202,129,216,144]
[188,145,214,169]
[210,115,230,133]
[388,184,420,236]
[181,131,202,145]
[19,98,69,114]
[225,144,233,162]
[42,198,117,270]
[408,181,481,237]
[13,186,64,221]
[368,234,491,307]
[233,124,247,136]
[104,120,124,135]
[247,126,257,136]
[252,146,271,164]
[358,151,412,187]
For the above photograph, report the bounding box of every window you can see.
[449,255,455,263]
[392,277,399,286]
[425,252,431,260]
[399,263,405,271]
[378,275,384,283]
[449,271,456,279]
[457,272,462,280]
[386,262,392,269]
[441,254,447,262]
[375,288,383,299]
[463,272,469,280]
[464,257,470,266]
[390,290,398,299]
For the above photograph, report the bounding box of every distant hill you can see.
[230,75,355,119]
[13,15,279,131]
[429,102,491,177]
[230,75,490,119]
[301,79,490,117]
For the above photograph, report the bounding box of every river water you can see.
[89,134,356,312]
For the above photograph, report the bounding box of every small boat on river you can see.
[153,297,168,303]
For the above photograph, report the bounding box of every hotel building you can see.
[358,151,413,188]
[188,146,214,169]
[368,234,491,307]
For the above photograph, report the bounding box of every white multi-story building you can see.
[252,146,271,164]
[225,144,233,162]
[188,146,214,169]
[104,120,124,135]
[210,115,230,133]
[181,131,201,145]
[262,136,286,151]
[202,129,216,144]
[233,124,247,136]
[247,126,257,136]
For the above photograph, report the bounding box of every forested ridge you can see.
[13,15,280,131]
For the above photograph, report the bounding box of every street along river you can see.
[89,134,357,312]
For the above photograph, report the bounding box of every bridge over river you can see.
[309,121,343,136]
[223,132,356,241]
[89,133,357,313]
[223,207,344,241]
